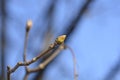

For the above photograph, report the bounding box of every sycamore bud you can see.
[55,35,66,44]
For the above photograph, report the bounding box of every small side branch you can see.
[66,45,78,80]
[7,43,56,80]
[23,20,32,80]
[24,44,65,74]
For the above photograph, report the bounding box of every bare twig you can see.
[23,20,32,80]
[1,0,6,79]
[23,20,32,62]
[7,35,66,80]
[39,44,65,68]
[65,45,78,80]
[24,36,66,79]
[27,44,65,73]
[7,66,11,80]
[7,44,55,80]
[31,44,78,80]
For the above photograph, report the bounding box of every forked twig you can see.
[25,44,78,80]
[7,34,66,80]
[7,43,56,80]
[23,36,66,79]
[26,44,65,73]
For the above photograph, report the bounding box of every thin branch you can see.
[23,73,29,80]
[24,38,66,79]
[23,20,32,80]
[39,44,64,68]
[7,43,55,80]
[104,58,120,80]
[25,44,65,73]
[7,35,66,80]
[66,45,78,80]
[33,1,56,79]
[23,20,32,62]
[7,66,11,80]
[28,36,66,80]
[30,44,78,80]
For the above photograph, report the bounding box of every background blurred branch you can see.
[64,0,93,42]
[33,0,56,79]
[104,58,120,80]
[0,0,6,79]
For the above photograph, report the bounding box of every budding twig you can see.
[7,34,66,80]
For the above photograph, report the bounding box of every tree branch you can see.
[7,43,56,80]
[23,20,32,80]
[32,44,64,72]
[7,35,66,80]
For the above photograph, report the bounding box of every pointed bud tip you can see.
[59,35,66,40]
[55,35,67,44]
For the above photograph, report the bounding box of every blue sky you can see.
[2,0,120,80]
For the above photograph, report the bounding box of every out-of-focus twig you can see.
[33,0,56,79]
[104,58,120,80]
[1,0,6,79]
[7,44,55,80]
[64,0,93,42]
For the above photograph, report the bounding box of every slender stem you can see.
[23,32,29,80]
[23,32,28,63]
[7,43,56,80]
[39,44,64,68]
[66,45,78,80]
[1,0,6,79]
[24,44,65,73]
[24,72,29,80]
[23,22,30,80]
